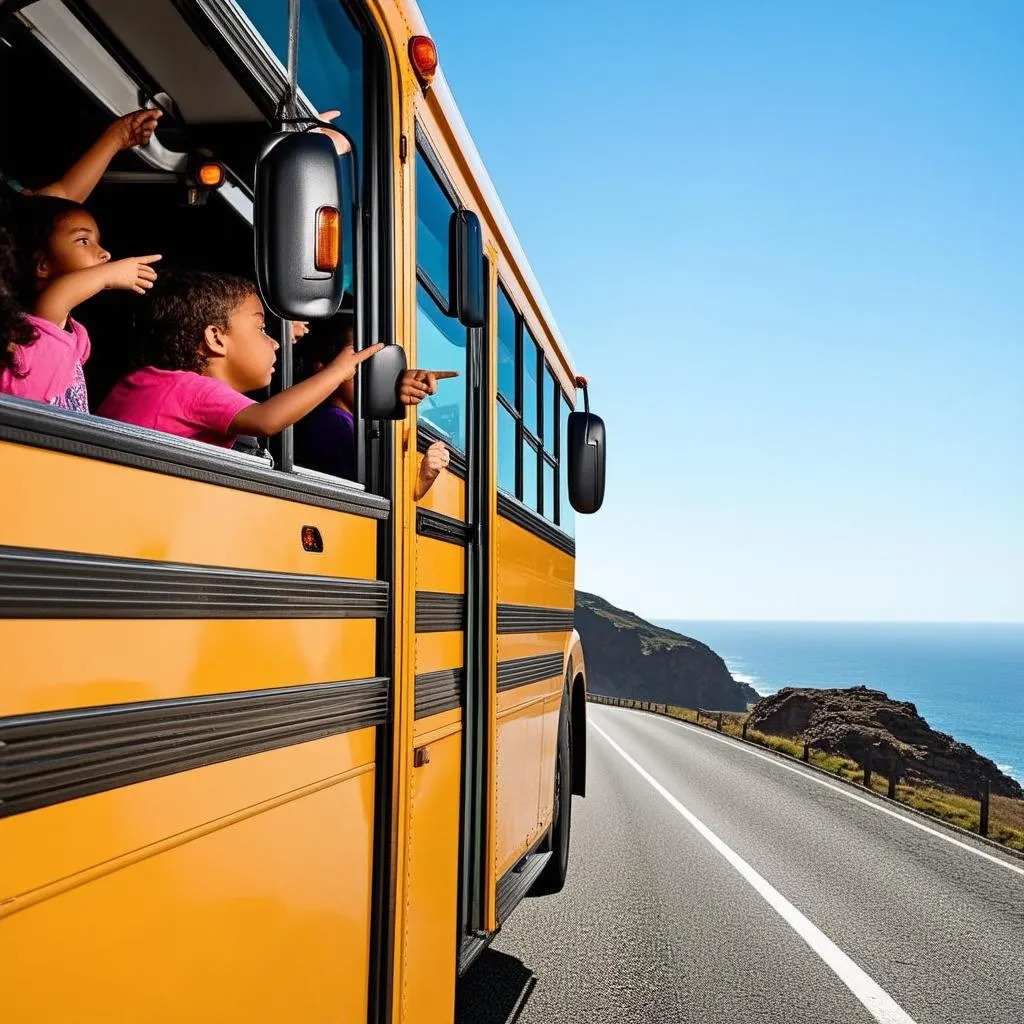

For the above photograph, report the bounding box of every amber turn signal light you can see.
[315,206,341,272]
[409,35,438,89]
[196,162,224,189]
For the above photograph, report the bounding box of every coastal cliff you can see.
[575,591,758,711]
[748,685,1023,800]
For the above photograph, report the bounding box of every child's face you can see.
[219,293,279,390]
[39,211,111,280]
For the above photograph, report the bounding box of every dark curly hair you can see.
[138,269,258,373]
[0,222,35,375]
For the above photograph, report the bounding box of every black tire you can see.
[531,679,572,896]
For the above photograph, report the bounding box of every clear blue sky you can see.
[419,0,1023,622]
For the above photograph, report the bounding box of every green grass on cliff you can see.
[658,704,1024,852]
[576,592,702,655]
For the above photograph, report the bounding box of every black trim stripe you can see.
[496,653,564,693]
[416,508,470,546]
[415,668,464,719]
[0,547,389,619]
[416,591,466,633]
[497,603,573,634]
[497,492,575,557]
[0,676,389,818]
[418,423,467,479]
[0,396,390,519]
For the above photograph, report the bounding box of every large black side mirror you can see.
[449,209,485,327]
[567,376,606,514]
[362,344,409,420]
[254,130,344,320]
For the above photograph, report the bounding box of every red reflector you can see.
[409,35,438,88]
[315,207,340,272]
[197,162,224,189]
[301,526,324,553]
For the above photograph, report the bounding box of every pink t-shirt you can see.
[97,367,255,448]
[0,315,91,412]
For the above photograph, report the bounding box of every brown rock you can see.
[748,685,1023,800]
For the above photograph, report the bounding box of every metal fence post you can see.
[979,778,990,837]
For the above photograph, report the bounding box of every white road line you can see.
[609,705,1024,879]
[591,720,920,1024]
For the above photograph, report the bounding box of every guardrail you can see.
[587,693,997,840]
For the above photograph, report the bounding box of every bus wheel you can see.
[532,679,572,896]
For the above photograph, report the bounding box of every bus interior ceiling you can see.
[1,11,264,406]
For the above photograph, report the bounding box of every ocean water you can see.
[656,620,1024,783]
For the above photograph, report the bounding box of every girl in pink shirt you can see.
[99,270,384,447]
[1,196,161,412]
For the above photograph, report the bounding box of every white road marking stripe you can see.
[620,705,1024,879]
[591,720,919,1024]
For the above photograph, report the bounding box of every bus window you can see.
[497,400,517,495]
[497,286,517,403]
[416,281,467,450]
[416,155,452,301]
[523,436,539,512]
[522,328,540,439]
[415,146,467,450]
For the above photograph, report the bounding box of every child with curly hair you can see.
[98,270,384,448]
[0,196,160,411]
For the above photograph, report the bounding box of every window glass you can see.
[544,367,556,455]
[523,439,539,512]
[560,392,575,536]
[522,329,539,437]
[239,0,363,292]
[416,153,452,301]
[543,458,556,522]
[416,282,467,450]
[497,286,517,402]
[497,401,517,495]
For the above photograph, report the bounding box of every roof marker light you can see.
[409,35,438,90]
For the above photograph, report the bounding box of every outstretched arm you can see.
[37,110,162,203]
[231,343,384,437]
[34,255,161,329]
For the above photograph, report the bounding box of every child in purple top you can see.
[1,197,161,411]
[99,271,384,448]
[295,313,453,496]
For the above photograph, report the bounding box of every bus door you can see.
[396,134,491,1019]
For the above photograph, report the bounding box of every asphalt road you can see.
[456,703,1024,1024]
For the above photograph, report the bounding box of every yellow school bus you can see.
[0,1,606,1021]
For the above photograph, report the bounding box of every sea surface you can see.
[656,620,1024,783]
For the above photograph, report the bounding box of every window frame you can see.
[495,278,573,534]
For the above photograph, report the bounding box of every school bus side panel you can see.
[494,513,574,878]
[0,437,387,1023]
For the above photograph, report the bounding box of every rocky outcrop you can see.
[575,591,758,711]
[748,685,1023,799]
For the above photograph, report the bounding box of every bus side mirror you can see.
[449,209,485,327]
[362,344,409,420]
[567,376,606,514]
[254,130,344,320]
